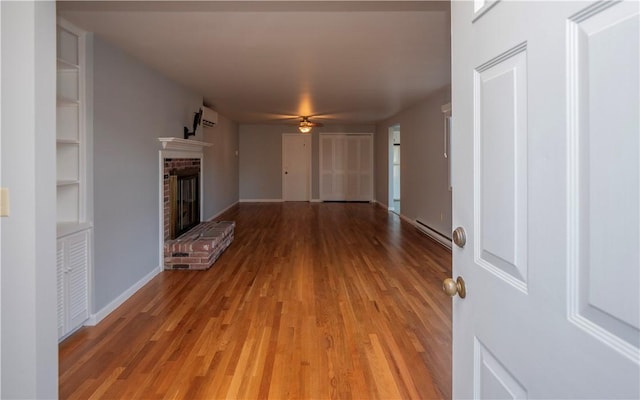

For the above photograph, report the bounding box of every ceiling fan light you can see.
[298,120,313,133]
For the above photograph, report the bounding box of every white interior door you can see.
[451,1,639,398]
[282,134,310,201]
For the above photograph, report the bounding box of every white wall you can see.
[239,125,291,200]
[1,1,58,397]
[375,86,452,237]
[239,124,375,200]
[92,36,204,312]
[202,113,239,219]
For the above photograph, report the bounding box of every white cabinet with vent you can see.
[320,133,373,201]
[57,230,90,339]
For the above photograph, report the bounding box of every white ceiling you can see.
[58,1,451,125]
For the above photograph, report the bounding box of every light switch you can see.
[0,188,9,217]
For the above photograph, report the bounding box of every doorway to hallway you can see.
[388,125,401,214]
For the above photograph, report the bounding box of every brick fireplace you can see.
[163,158,201,241]
[158,137,235,270]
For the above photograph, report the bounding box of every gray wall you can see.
[375,86,452,238]
[202,113,239,219]
[1,1,58,397]
[93,36,203,312]
[239,124,374,200]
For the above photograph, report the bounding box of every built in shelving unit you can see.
[56,19,91,340]
[56,22,85,231]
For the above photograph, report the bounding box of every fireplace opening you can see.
[169,167,200,239]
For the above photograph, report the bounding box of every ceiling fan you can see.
[297,116,324,133]
[259,112,336,132]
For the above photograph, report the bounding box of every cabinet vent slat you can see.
[56,242,66,336]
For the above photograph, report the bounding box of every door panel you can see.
[452,0,639,398]
[567,0,640,354]
[346,136,359,198]
[334,136,346,199]
[359,136,373,200]
[475,44,528,290]
[282,134,310,201]
[67,230,89,328]
[320,135,334,197]
[474,338,527,399]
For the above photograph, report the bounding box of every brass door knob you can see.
[452,227,466,248]
[443,276,466,298]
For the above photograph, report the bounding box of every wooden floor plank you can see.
[60,202,452,399]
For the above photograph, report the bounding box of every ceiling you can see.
[58,1,451,125]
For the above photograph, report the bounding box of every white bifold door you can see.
[320,134,373,201]
[451,0,639,398]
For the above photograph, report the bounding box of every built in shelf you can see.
[57,180,80,187]
[57,98,80,106]
[158,137,212,152]
[57,139,80,145]
[57,58,79,71]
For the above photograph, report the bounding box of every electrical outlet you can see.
[0,188,9,217]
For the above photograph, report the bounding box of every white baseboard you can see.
[381,207,452,249]
[85,265,162,326]
[239,198,283,203]
[398,213,414,225]
[373,200,389,210]
[415,219,452,249]
[311,198,321,203]
[205,201,238,221]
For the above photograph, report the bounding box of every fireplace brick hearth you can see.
[164,220,235,270]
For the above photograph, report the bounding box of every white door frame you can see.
[282,133,311,201]
[387,125,400,213]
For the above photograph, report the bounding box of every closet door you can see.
[320,135,336,199]
[345,136,360,199]
[357,135,373,201]
[320,134,346,200]
[320,134,373,201]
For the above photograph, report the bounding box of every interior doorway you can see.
[282,133,311,201]
[388,125,401,214]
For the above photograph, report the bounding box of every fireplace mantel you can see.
[158,137,212,152]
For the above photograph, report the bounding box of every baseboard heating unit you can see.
[415,219,452,249]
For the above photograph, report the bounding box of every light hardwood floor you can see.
[60,202,452,399]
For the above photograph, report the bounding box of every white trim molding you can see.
[239,199,284,203]
[158,137,212,152]
[85,264,161,326]
[415,219,453,249]
[205,201,238,221]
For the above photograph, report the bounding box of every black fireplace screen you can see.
[170,168,200,239]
